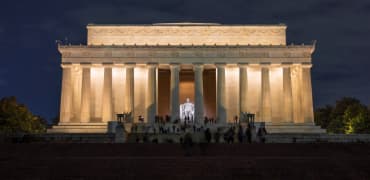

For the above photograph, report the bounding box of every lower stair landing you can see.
[47,122,108,133]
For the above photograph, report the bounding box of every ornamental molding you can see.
[88,27,285,37]
[59,46,313,59]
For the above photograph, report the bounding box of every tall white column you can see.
[59,64,73,123]
[125,64,135,117]
[80,64,91,123]
[291,64,303,123]
[239,64,248,115]
[261,65,272,122]
[302,64,314,124]
[282,64,293,123]
[71,65,82,122]
[147,64,157,124]
[216,64,227,124]
[193,64,204,124]
[102,65,113,122]
[170,64,180,122]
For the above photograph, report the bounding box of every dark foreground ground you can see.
[1,143,370,180]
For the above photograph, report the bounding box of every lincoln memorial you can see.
[48,23,325,133]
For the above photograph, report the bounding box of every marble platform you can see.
[47,122,108,133]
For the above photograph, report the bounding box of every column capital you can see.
[80,62,92,68]
[61,63,73,68]
[170,63,180,69]
[301,63,313,68]
[281,62,293,68]
[193,63,204,71]
[260,63,271,69]
[102,62,114,68]
[147,63,158,68]
[125,63,136,68]
[237,63,249,68]
[215,63,226,68]
[260,62,271,68]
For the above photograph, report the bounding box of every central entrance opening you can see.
[157,67,216,120]
[179,70,194,107]
[179,70,195,122]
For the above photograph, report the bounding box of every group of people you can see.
[202,123,268,144]
[203,116,216,124]
[154,115,171,124]
[133,123,207,135]
[131,121,268,143]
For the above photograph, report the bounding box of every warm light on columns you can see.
[71,64,82,122]
[112,66,126,115]
[225,65,239,122]
[246,66,261,121]
[269,66,283,122]
[59,64,73,123]
[291,64,303,123]
[90,66,104,122]
[134,66,148,122]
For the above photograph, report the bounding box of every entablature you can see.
[58,45,314,64]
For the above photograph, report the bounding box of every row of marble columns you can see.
[60,64,135,123]
[237,63,313,124]
[59,63,314,124]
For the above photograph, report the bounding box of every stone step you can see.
[265,123,326,134]
[268,129,326,134]
[52,125,107,129]
[47,126,107,133]
[58,122,107,125]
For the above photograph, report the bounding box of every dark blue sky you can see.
[1,0,370,121]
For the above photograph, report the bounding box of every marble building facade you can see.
[49,23,325,133]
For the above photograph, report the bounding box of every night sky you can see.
[1,0,370,121]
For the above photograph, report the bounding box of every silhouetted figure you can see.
[214,128,221,143]
[238,125,244,143]
[257,125,267,143]
[204,116,209,124]
[165,115,170,123]
[143,133,149,143]
[205,128,212,143]
[224,128,235,144]
[234,115,239,124]
[246,124,252,143]
[182,133,193,156]
[230,128,235,143]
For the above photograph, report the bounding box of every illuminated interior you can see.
[157,68,216,119]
